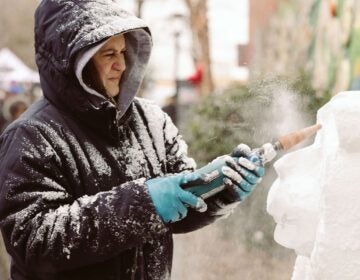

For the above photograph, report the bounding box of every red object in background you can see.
[187,64,203,86]
[329,1,337,17]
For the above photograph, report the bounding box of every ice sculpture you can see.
[267,91,360,280]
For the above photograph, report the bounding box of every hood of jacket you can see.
[34,0,152,140]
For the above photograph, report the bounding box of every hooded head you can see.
[78,34,127,100]
[35,0,152,123]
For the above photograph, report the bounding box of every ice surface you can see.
[267,144,322,256]
[267,91,360,279]
[291,256,313,280]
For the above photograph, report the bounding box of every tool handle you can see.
[182,153,263,200]
[181,156,228,200]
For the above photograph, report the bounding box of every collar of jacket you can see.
[38,63,128,142]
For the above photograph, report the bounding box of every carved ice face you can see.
[267,145,322,256]
[267,91,360,257]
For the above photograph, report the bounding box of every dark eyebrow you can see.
[100,46,127,53]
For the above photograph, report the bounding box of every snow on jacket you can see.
[0,1,223,279]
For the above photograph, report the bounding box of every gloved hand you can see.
[146,173,207,223]
[182,144,265,202]
[223,143,265,202]
[202,144,265,216]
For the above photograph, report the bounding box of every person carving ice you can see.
[267,91,360,280]
[0,1,264,279]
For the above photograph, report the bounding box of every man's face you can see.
[92,34,126,98]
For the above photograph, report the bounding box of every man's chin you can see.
[106,88,120,98]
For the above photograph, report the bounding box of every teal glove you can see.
[182,144,265,202]
[146,173,207,223]
[221,143,265,201]
[222,155,265,201]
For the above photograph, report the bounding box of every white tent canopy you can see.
[0,48,39,84]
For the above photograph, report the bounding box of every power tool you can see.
[182,124,322,200]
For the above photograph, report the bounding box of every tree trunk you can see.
[136,0,145,18]
[184,0,214,95]
[0,0,38,68]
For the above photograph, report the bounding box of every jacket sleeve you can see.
[161,113,226,233]
[0,123,168,273]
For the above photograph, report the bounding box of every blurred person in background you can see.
[0,89,7,132]
[7,81,25,95]
[0,0,264,279]
[0,95,29,132]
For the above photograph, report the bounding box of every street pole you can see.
[136,0,144,18]
[173,31,180,124]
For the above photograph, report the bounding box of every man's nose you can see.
[113,57,126,72]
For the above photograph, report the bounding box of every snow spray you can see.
[182,124,322,200]
[173,79,311,280]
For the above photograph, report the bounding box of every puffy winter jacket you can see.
[0,0,222,279]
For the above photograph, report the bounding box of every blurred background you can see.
[1,0,359,279]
